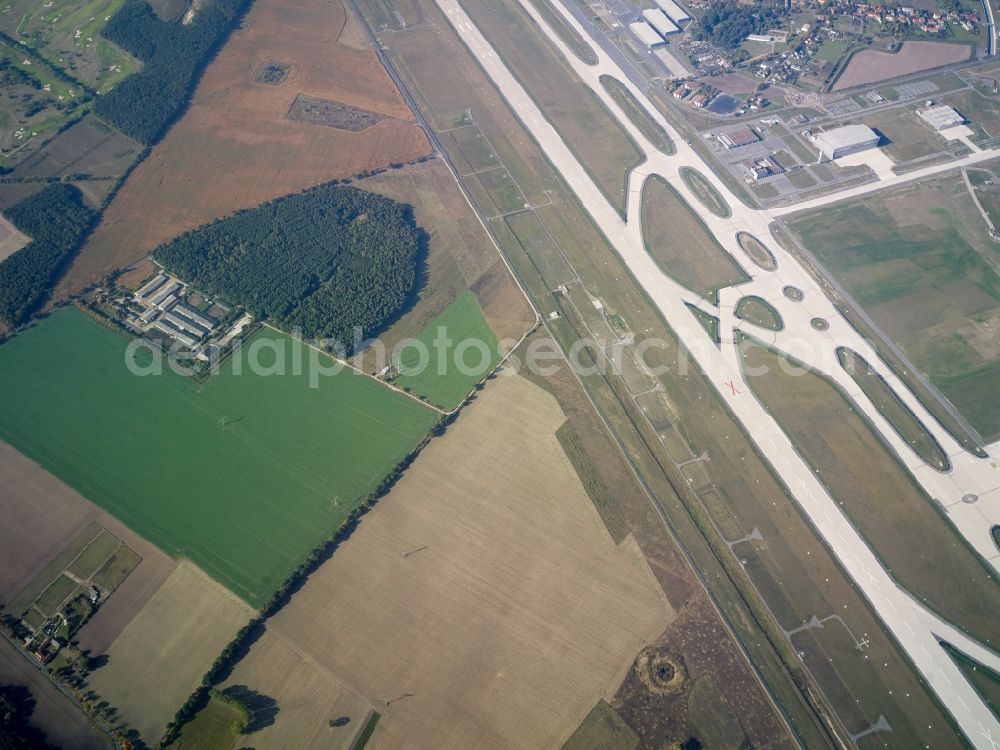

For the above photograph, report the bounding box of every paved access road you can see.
[434,0,1000,745]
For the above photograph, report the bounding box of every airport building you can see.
[918,104,965,131]
[812,124,880,160]
[642,8,679,37]
[654,0,690,25]
[718,125,759,149]
[630,21,666,49]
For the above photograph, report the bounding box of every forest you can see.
[694,2,785,49]
[95,0,250,144]
[0,184,96,329]
[154,183,422,347]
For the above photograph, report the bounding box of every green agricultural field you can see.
[393,291,499,410]
[787,175,1000,441]
[0,308,438,606]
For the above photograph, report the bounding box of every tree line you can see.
[153,182,422,348]
[95,0,251,145]
[694,2,785,50]
[158,417,446,747]
[0,184,96,328]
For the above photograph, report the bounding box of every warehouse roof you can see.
[642,8,679,35]
[629,21,664,48]
[918,104,965,130]
[655,0,690,23]
[813,124,879,153]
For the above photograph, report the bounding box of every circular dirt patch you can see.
[636,650,686,695]
[736,232,777,272]
[810,317,829,331]
[782,285,804,302]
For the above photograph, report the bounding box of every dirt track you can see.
[58,0,430,298]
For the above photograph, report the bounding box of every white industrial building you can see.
[812,124,880,160]
[162,311,207,339]
[174,304,216,332]
[153,319,199,349]
[918,104,965,131]
[149,282,181,308]
[630,21,666,49]
[642,8,679,37]
[136,274,167,300]
[654,0,690,25]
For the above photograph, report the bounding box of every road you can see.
[433,0,1000,745]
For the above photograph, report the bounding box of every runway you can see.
[433,0,1000,745]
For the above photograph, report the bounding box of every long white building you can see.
[642,8,679,37]
[629,21,665,48]
[654,0,690,25]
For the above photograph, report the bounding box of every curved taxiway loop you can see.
[434,0,1000,745]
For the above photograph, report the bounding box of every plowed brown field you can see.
[88,561,255,745]
[58,0,430,297]
[832,40,971,91]
[263,375,672,749]
[0,441,175,653]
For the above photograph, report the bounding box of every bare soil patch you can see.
[287,94,386,131]
[58,0,430,298]
[832,41,971,91]
[267,375,672,749]
[88,561,254,745]
[0,212,29,262]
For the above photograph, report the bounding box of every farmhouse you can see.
[917,104,965,131]
[643,8,679,37]
[654,0,690,25]
[718,125,760,149]
[630,21,666,49]
[811,124,880,159]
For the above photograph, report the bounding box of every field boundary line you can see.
[258,322,445,415]
[343,0,541,417]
